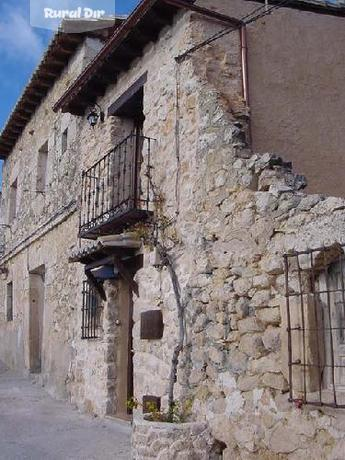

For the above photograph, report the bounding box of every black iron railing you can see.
[82,280,102,339]
[79,133,153,239]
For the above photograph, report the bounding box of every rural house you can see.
[1,0,345,458]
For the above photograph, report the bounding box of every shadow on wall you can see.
[0,360,9,375]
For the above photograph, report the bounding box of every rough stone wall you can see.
[129,8,245,410]
[69,280,125,416]
[0,214,83,398]
[132,419,214,460]
[126,8,345,460]
[1,6,345,458]
[197,0,345,197]
[68,9,213,415]
[0,37,104,397]
[0,36,105,253]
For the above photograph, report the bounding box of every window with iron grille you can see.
[284,243,345,408]
[82,280,102,339]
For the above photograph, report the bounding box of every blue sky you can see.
[0,0,140,130]
[0,0,140,185]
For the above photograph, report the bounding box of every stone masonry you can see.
[126,8,345,460]
[1,2,345,459]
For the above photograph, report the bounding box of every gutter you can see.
[240,24,252,144]
[240,25,249,108]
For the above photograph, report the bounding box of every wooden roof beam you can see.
[0,139,14,148]
[35,79,54,88]
[30,87,47,98]
[25,95,42,105]
[63,35,83,45]
[48,57,67,67]
[54,46,75,56]
[40,69,58,79]
[15,112,30,121]
[12,117,27,126]
[22,101,37,111]
[2,133,17,142]
[7,126,22,134]
[18,107,33,116]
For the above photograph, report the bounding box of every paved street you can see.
[0,361,131,460]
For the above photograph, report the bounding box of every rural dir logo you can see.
[30,0,116,32]
[44,7,106,19]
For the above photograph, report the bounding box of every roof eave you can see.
[53,0,243,115]
[0,18,125,158]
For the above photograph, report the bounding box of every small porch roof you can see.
[69,233,141,264]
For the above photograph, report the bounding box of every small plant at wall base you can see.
[127,398,193,423]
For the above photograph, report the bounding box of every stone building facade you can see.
[1,0,345,458]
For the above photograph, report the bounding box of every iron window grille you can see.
[82,280,102,339]
[284,243,345,409]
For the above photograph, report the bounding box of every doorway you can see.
[28,266,45,373]
[110,255,142,420]
[114,278,134,420]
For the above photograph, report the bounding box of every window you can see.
[37,141,48,192]
[81,280,102,339]
[61,128,68,154]
[9,179,17,222]
[6,282,13,322]
[285,243,345,408]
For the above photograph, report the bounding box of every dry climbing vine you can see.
[131,163,186,419]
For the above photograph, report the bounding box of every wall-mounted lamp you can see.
[0,264,8,280]
[87,103,105,128]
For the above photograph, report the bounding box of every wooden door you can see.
[115,279,133,420]
[28,268,45,373]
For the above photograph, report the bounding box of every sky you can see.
[0,0,140,130]
[0,0,140,185]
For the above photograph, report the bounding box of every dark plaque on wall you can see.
[140,310,164,340]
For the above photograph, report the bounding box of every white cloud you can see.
[0,7,44,62]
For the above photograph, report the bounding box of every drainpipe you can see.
[240,24,252,145]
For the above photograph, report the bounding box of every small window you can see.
[285,243,345,408]
[6,282,13,322]
[61,128,68,154]
[9,179,17,223]
[37,141,48,192]
[81,280,102,339]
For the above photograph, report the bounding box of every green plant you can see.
[126,397,140,411]
[127,397,194,424]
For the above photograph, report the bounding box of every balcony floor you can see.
[79,208,152,240]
